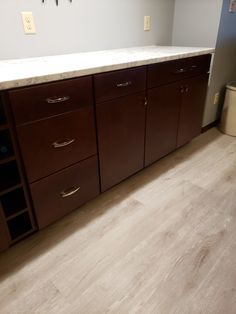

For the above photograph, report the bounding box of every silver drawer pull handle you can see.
[60,186,80,198]
[116,81,132,88]
[52,138,75,148]
[46,96,70,104]
[174,68,187,74]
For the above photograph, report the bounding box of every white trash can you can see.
[221,81,236,136]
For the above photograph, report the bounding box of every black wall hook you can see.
[42,0,72,6]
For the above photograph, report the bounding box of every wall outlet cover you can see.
[21,12,36,34]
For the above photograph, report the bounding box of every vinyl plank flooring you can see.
[0,128,236,314]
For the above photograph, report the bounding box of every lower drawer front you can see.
[31,156,100,229]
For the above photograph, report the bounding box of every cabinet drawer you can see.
[148,54,211,88]
[94,67,146,103]
[16,107,97,183]
[31,156,100,229]
[8,76,93,125]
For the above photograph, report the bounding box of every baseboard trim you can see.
[201,120,220,133]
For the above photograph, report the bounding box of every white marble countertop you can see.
[0,46,214,91]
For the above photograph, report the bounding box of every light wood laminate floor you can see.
[1,128,236,314]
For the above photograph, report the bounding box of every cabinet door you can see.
[177,74,209,147]
[96,92,146,192]
[145,82,181,166]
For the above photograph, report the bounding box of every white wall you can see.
[172,0,223,47]
[0,0,175,60]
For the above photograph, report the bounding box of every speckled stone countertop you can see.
[0,46,214,91]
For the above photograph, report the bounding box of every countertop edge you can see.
[0,48,215,91]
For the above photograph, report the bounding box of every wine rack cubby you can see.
[0,96,36,248]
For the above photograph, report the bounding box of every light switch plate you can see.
[144,16,151,31]
[21,12,36,34]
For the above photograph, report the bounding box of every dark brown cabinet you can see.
[145,82,181,166]
[177,74,209,147]
[0,54,211,252]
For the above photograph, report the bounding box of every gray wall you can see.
[0,0,175,60]
[172,0,223,48]
[204,0,236,126]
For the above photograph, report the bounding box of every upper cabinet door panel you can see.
[148,54,211,88]
[8,76,93,125]
[94,67,146,103]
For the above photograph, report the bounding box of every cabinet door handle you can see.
[173,68,188,74]
[116,81,132,88]
[60,186,80,198]
[185,86,189,93]
[46,96,70,104]
[144,98,148,106]
[180,86,184,93]
[52,138,75,148]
